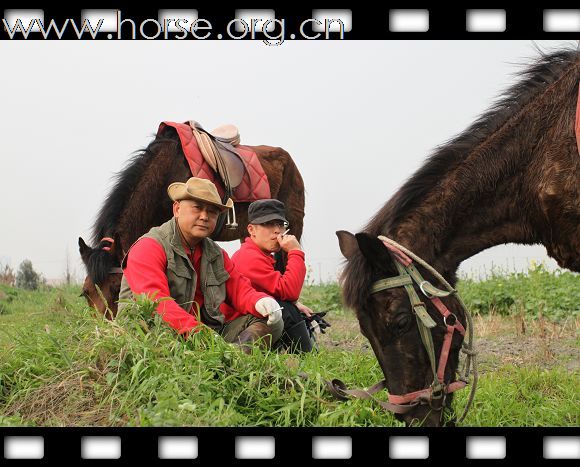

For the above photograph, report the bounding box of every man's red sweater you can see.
[123,237,268,335]
[230,238,306,302]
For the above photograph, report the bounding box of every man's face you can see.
[174,199,220,243]
[248,220,287,254]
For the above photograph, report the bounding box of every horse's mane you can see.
[86,133,180,283]
[342,47,580,311]
[91,134,178,245]
[368,47,580,236]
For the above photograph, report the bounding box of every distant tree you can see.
[16,260,41,290]
[0,263,16,286]
[65,249,71,285]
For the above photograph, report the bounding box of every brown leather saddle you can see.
[188,120,245,189]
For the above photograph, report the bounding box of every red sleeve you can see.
[222,251,269,317]
[234,245,306,302]
[123,237,199,335]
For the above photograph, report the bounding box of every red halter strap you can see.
[100,237,115,252]
[99,237,123,274]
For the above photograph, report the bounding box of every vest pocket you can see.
[167,259,194,313]
[168,261,192,280]
[204,269,229,322]
[205,264,230,285]
[205,274,228,286]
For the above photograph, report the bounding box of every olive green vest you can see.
[118,218,230,327]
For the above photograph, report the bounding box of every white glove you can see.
[255,297,283,327]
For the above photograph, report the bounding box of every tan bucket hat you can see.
[167,177,234,212]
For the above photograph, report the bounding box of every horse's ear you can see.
[78,237,91,256]
[336,230,358,260]
[355,233,391,267]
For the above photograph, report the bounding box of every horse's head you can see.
[336,230,469,427]
[78,236,123,319]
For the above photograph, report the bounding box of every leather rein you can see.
[328,236,478,423]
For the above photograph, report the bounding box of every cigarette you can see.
[282,229,290,236]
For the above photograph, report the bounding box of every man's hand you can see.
[277,233,301,252]
[295,301,313,318]
[255,297,283,327]
[305,311,331,334]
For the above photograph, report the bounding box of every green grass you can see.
[0,283,86,347]
[457,264,580,320]
[0,268,578,427]
[461,366,579,426]
[300,282,344,315]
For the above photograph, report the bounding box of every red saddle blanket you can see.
[158,121,271,202]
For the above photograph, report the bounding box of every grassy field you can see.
[0,267,578,427]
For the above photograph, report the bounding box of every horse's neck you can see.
[387,62,580,276]
[117,198,173,255]
[395,195,535,280]
[390,137,539,280]
[116,148,188,254]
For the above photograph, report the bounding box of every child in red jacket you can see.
[227,199,330,352]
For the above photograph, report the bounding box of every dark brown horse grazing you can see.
[337,49,580,426]
[79,125,305,317]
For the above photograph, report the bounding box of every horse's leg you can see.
[254,146,305,241]
[251,146,306,273]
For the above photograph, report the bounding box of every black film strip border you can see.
[1,427,579,464]
[2,7,580,40]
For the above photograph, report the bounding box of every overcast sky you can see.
[1,39,577,283]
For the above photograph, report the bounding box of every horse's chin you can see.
[397,406,444,427]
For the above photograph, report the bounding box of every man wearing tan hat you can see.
[118,177,284,350]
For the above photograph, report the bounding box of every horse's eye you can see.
[397,314,411,330]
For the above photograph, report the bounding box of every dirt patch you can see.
[474,335,579,372]
[317,313,371,353]
[4,370,116,426]
[317,313,579,373]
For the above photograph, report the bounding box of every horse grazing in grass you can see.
[336,48,580,426]
[79,125,305,318]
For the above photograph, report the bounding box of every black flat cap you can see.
[248,199,288,225]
